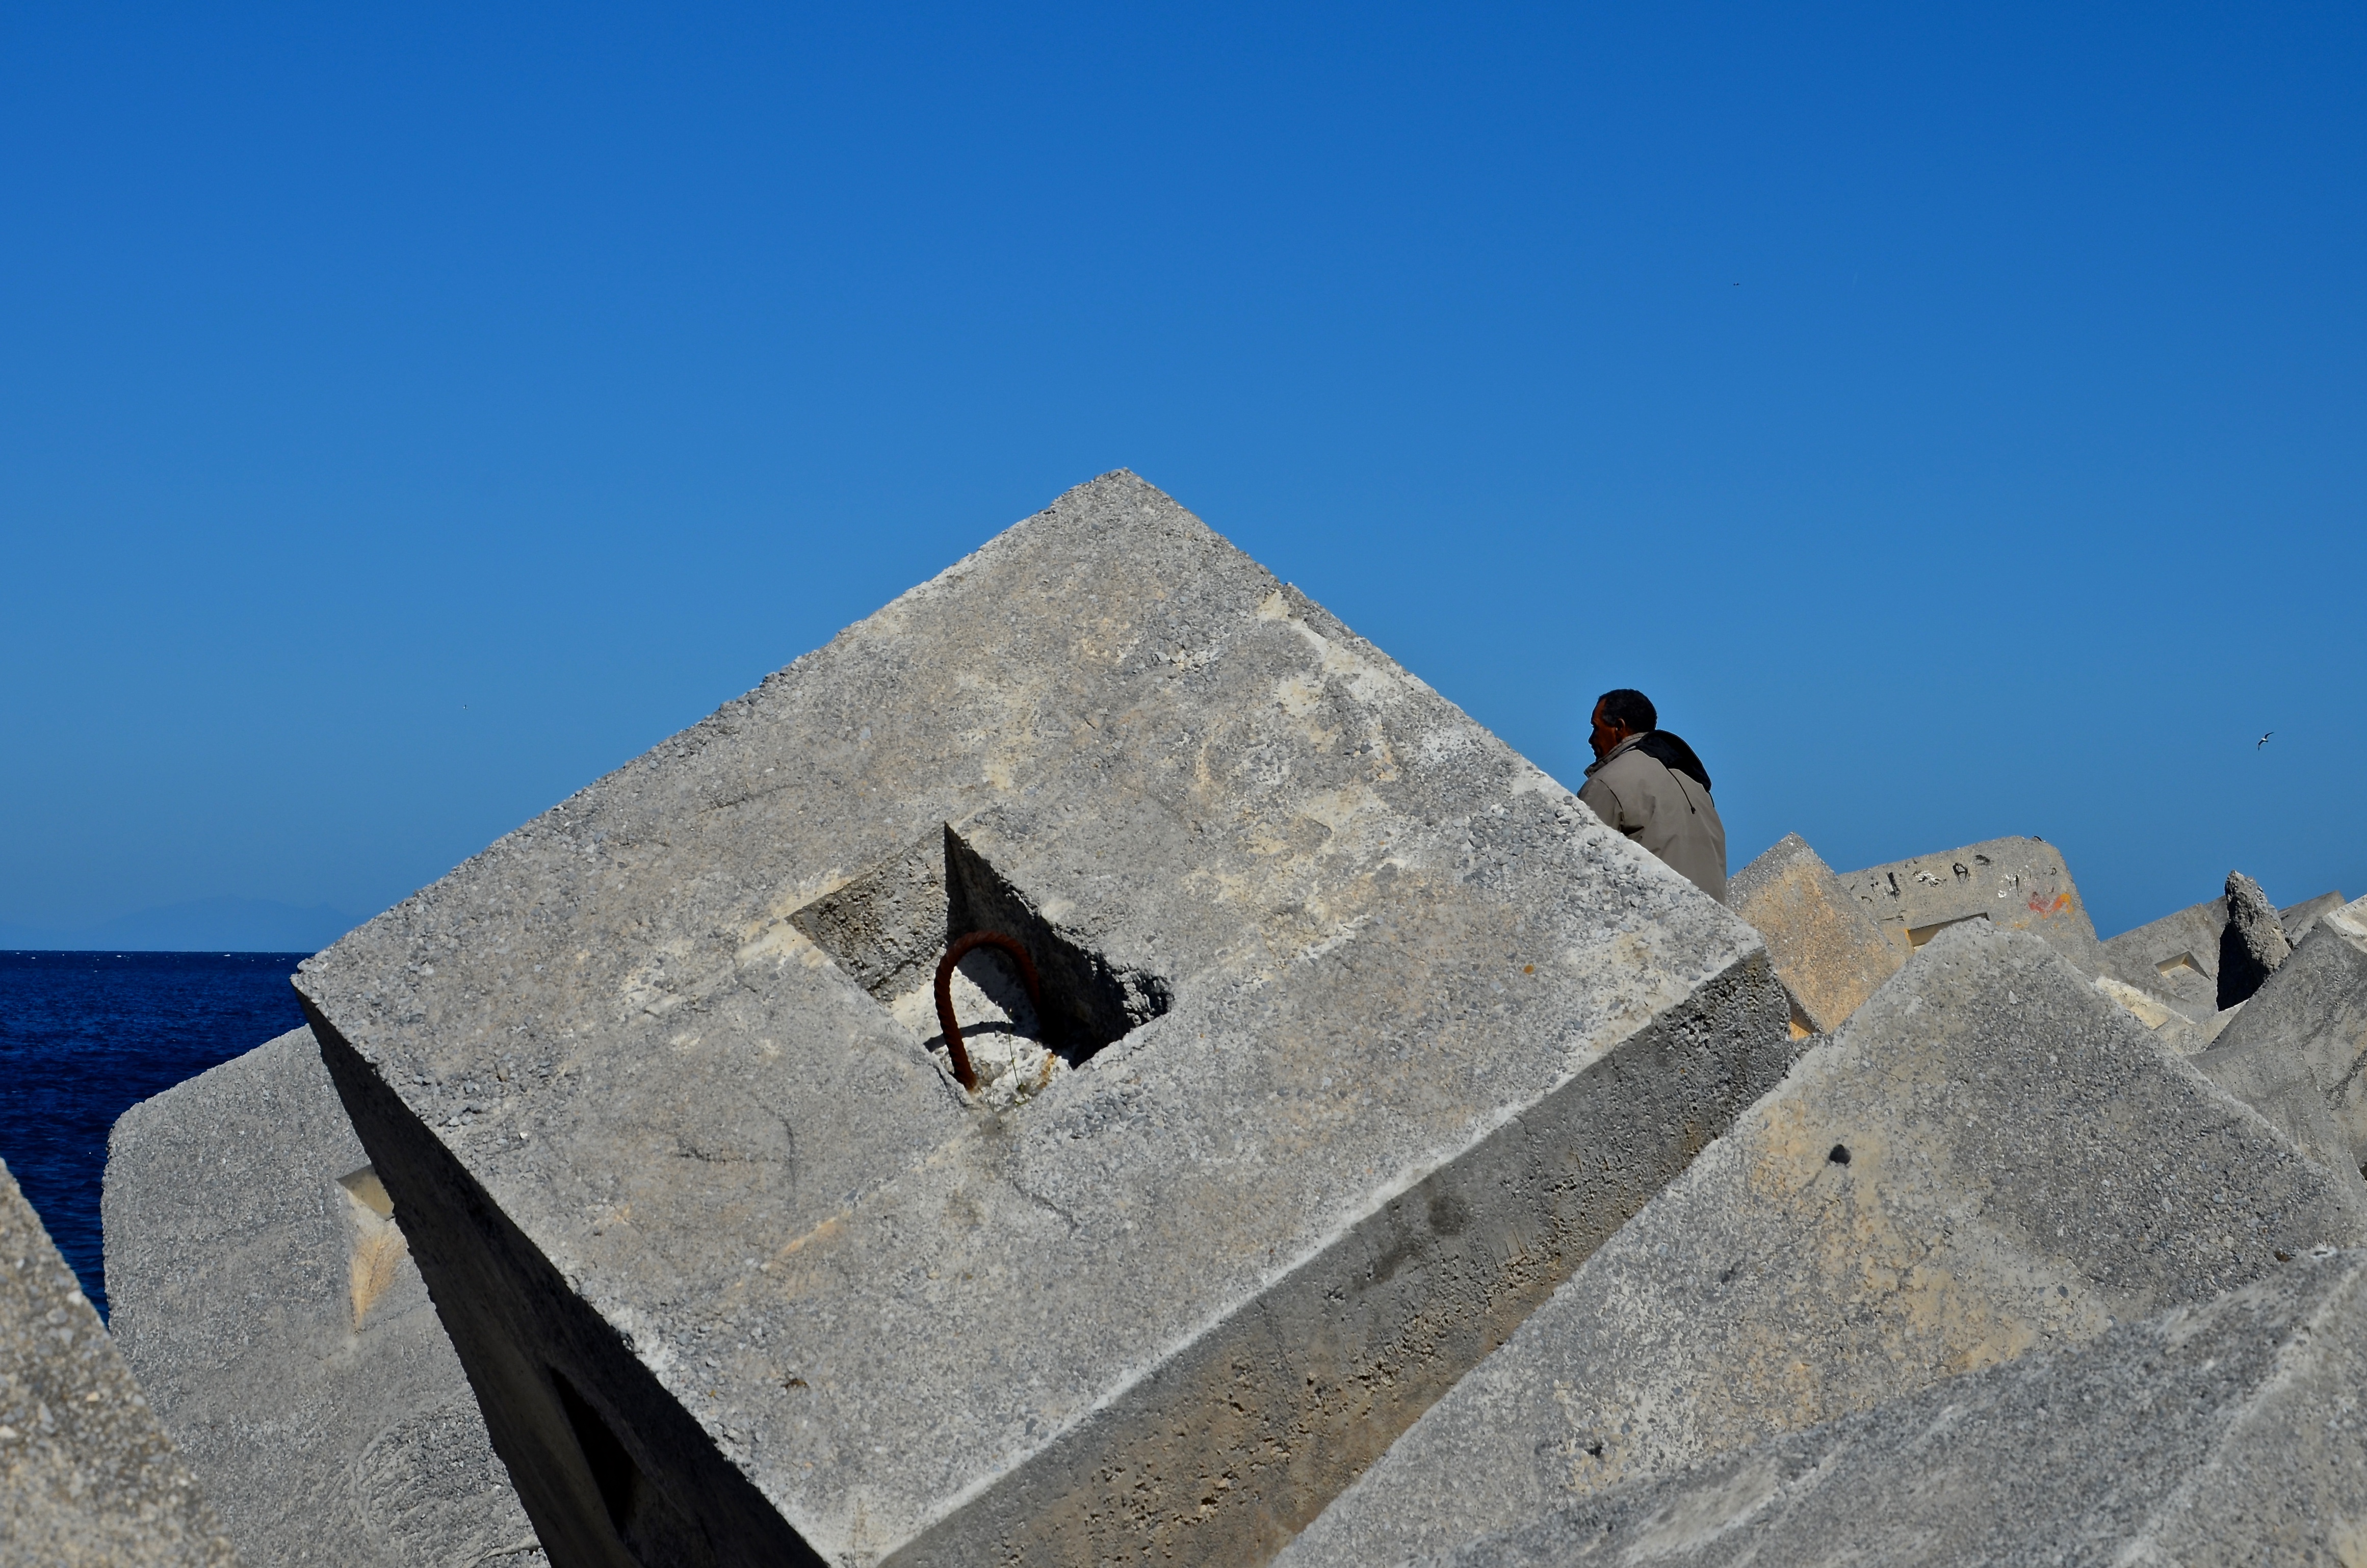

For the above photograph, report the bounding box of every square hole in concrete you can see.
[2157,951,2210,980]
[790,824,1172,1102]
[336,1166,407,1327]
[338,1166,396,1219]
[1907,913,1991,950]
[550,1368,717,1567]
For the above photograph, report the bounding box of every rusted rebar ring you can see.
[934,931,1045,1093]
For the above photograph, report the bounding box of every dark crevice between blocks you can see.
[552,1368,716,1568]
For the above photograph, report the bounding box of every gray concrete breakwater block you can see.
[2194,896,2367,1187]
[1,1155,236,1566]
[1277,922,2367,1568]
[2101,896,2229,1021]
[2088,973,2218,1057]
[1726,833,1900,1037]
[1419,1249,2367,1567]
[2099,887,2343,1025]
[291,472,1792,1567]
[2281,889,2349,947]
[104,1027,547,1568]
[1838,834,2104,974]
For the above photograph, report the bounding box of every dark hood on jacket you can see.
[1632,730,1711,793]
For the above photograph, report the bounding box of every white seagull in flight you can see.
[2257,732,2274,749]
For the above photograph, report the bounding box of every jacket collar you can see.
[1583,731,1649,777]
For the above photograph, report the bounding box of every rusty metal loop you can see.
[934,931,1045,1094]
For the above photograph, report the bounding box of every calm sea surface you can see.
[0,951,311,1318]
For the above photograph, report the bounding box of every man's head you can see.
[1589,688,1656,761]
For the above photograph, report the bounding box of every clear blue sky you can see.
[4,2,2361,945]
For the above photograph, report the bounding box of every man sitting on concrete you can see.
[1579,687,1728,903]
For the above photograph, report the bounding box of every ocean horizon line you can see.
[0,895,359,955]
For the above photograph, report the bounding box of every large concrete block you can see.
[290,472,1792,1568]
[1417,1249,2367,1567]
[2098,885,2342,1025]
[2193,896,2367,1184]
[1277,922,2367,1568]
[2099,896,2226,1020]
[1725,833,1902,1036]
[2089,974,2207,1055]
[1836,835,2103,974]
[2280,888,2348,946]
[0,1155,236,1566]
[103,1028,546,1568]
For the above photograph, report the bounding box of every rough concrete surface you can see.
[2223,869,2296,1009]
[290,472,1792,1568]
[2280,888,2348,947]
[1,1155,236,1567]
[1726,833,1901,1036]
[1277,922,2367,1568]
[1419,1249,2367,1567]
[2099,896,2227,1020]
[2099,888,2343,1024]
[1837,835,2103,974]
[105,1028,547,1568]
[2090,974,2207,1055]
[2101,889,2338,1026]
[2194,898,2367,1184]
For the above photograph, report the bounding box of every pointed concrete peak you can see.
[1864,914,2178,1064]
[1731,831,1827,891]
[2226,867,2281,918]
[1040,465,1172,511]
[1049,465,1154,506]
[2221,868,2294,1008]
[1727,831,1897,1036]
[2328,893,2367,946]
[956,467,1263,578]
[1839,915,2137,1055]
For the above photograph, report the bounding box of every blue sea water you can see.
[0,951,313,1319]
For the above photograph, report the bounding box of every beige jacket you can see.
[1579,734,1728,903]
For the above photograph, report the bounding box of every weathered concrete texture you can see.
[1277,923,2367,1568]
[2334,895,2367,945]
[2098,886,2342,1023]
[291,472,1792,1568]
[1417,1249,2367,1568]
[104,1028,547,1568]
[2193,897,2367,1186]
[1726,833,1901,1036]
[2090,974,2206,1055]
[2281,888,2348,946]
[2222,869,2296,1009]
[2100,897,2227,1020]
[0,1156,236,1567]
[1836,835,2103,974]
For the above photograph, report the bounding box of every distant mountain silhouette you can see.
[0,898,358,953]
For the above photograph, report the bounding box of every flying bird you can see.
[2257,732,2274,749]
